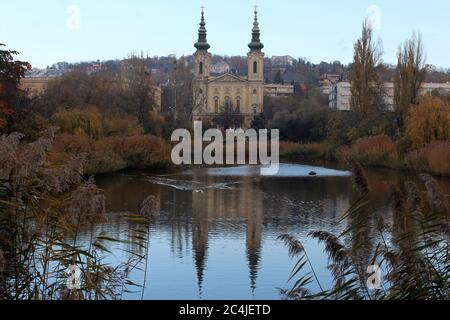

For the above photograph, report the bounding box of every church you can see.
[192,8,265,128]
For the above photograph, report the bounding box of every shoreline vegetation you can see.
[40,133,450,178]
[45,135,449,178]
[280,137,450,177]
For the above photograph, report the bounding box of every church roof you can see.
[209,73,248,83]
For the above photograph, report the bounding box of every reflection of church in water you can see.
[158,173,264,296]
[192,7,265,128]
[190,174,264,295]
[99,169,356,297]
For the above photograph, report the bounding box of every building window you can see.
[214,97,219,113]
[236,97,241,113]
[225,96,231,109]
[253,61,258,74]
[253,89,257,95]
[199,62,203,75]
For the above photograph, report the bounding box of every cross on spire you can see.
[249,5,264,52]
[194,6,210,52]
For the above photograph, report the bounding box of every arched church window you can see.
[253,89,257,95]
[253,61,258,74]
[225,96,231,108]
[199,62,203,75]
[214,97,219,113]
[236,97,241,113]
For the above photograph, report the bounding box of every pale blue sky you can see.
[1,0,449,68]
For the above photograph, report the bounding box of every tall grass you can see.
[280,142,329,161]
[279,160,449,300]
[50,132,172,175]
[337,135,399,168]
[405,141,450,177]
[0,129,159,300]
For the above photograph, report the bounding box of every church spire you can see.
[194,7,210,52]
[248,6,264,52]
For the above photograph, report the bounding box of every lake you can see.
[76,163,450,300]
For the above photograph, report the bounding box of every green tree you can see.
[251,113,267,130]
[271,89,330,142]
[273,70,283,84]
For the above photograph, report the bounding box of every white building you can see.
[210,61,230,74]
[329,81,450,111]
[264,84,294,98]
[271,55,295,67]
[319,74,341,95]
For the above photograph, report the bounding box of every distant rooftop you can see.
[25,68,69,78]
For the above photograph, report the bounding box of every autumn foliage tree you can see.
[0,44,31,128]
[406,95,450,148]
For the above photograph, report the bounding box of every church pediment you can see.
[209,73,248,83]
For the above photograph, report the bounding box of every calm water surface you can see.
[77,163,450,300]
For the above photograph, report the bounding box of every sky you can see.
[1,0,449,69]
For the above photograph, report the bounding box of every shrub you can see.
[280,142,328,160]
[107,135,171,169]
[406,95,450,149]
[103,114,144,137]
[49,104,171,173]
[52,107,104,139]
[84,141,127,175]
[405,141,450,176]
[50,133,171,175]
[337,135,398,168]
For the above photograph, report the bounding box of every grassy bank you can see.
[49,132,172,175]
[280,136,450,177]
[280,142,330,162]
[47,131,450,178]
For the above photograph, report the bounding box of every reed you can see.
[0,129,155,300]
[279,160,450,300]
[337,135,399,168]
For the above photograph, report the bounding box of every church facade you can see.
[192,8,265,128]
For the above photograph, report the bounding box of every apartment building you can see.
[329,81,450,111]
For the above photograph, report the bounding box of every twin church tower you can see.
[192,8,265,127]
